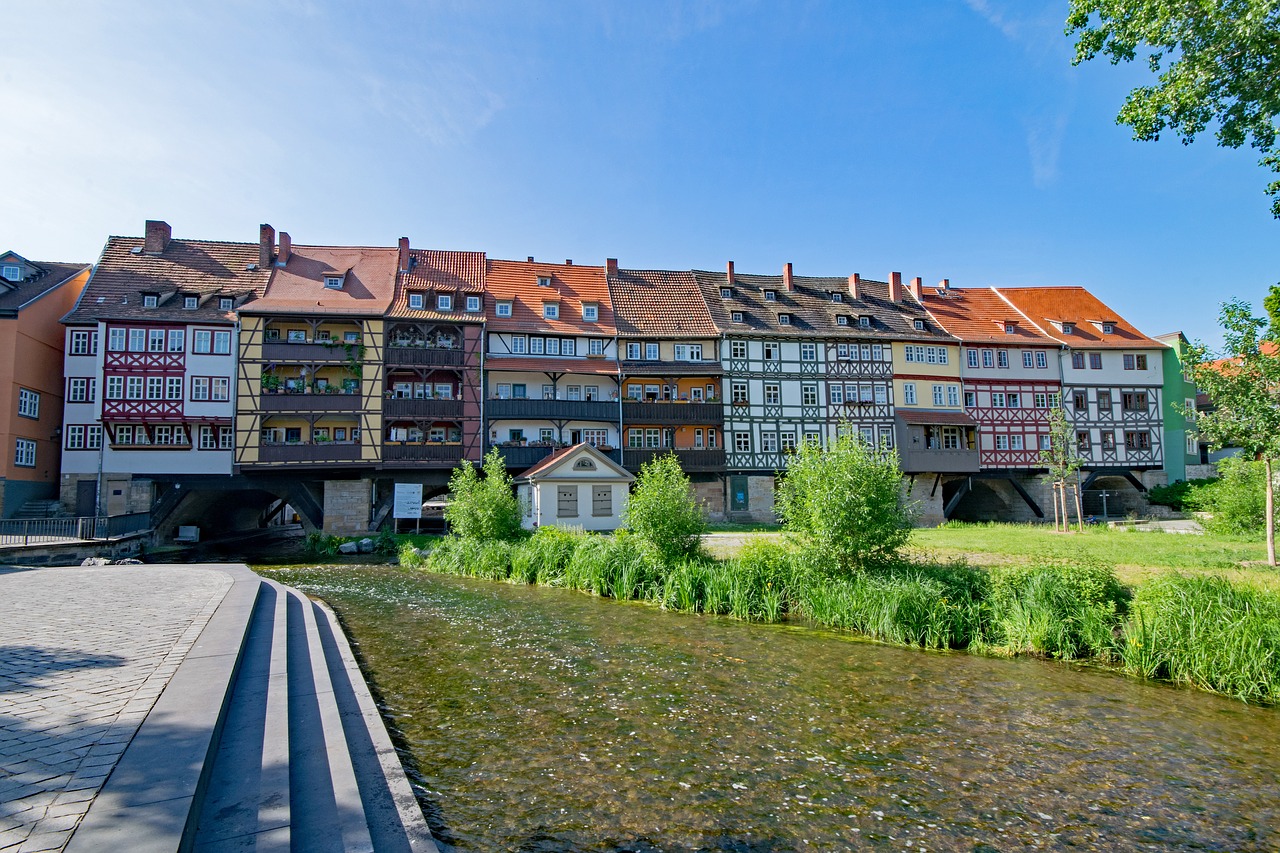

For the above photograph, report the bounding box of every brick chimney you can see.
[397,237,410,273]
[527,256,535,263]
[606,258,618,276]
[848,273,861,301]
[783,262,794,291]
[910,276,924,300]
[259,224,275,268]
[565,259,573,265]
[939,278,950,291]
[888,271,903,302]
[143,220,171,255]
[276,232,291,267]
[726,261,735,285]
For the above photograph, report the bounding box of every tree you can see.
[774,430,912,575]
[1039,406,1085,532]
[1184,298,1280,564]
[1066,1,1280,217]
[444,447,523,541]
[623,453,706,564]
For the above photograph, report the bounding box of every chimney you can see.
[783,262,794,291]
[143,220,171,255]
[939,278,950,291]
[726,260,735,285]
[888,271,903,302]
[848,273,861,301]
[259,224,275,268]
[527,256,535,263]
[606,258,618,276]
[397,237,410,274]
[276,232,291,267]
[910,276,924,300]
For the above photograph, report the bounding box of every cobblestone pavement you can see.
[0,565,232,852]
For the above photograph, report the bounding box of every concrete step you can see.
[13,499,72,519]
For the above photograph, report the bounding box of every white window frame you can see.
[17,389,38,419]
[14,438,36,467]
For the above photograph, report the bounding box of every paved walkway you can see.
[0,565,232,853]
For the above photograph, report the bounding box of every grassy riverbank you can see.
[402,525,1280,704]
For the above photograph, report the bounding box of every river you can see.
[263,564,1280,852]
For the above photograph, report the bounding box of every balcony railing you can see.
[623,447,726,471]
[386,346,467,367]
[255,443,364,464]
[384,398,465,419]
[486,398,619,422]
[621,400,724,424]
[259,393,362,412]
[382,443,467,463]
[262,342,354,362]
[899,447,981,474]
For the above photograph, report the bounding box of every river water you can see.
[264,565,1280,852]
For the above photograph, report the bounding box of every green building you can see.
[1156,332,1199,483]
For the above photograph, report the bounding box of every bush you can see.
[444,448,524,542]
[510,525,585,585]
[1147,478,1216,511]
[1185,456,1270,536]
[986,557,1128,659]
[798,571,971,649]
[624,453,707,564]
[303,531,345,557]
[775,430,913,574]
[1124,574,1280,703]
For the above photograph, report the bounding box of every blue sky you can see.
[4,1,1275,347]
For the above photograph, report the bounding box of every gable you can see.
[517,443,634,483]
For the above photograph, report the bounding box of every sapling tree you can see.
[444,447,524,541]
[774,429,912,575]
[624,453,706,564]
[1039,406,1085,532]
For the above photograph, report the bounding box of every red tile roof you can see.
[919,286,1062,346]
[486,259,616,335]
[246,245,398,316]
[390,248,486,321]
[608,269,718,338]
[995,286,1166,349]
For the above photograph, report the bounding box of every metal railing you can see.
[0,512,152,546]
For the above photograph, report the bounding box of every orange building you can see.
[0,252,90,517]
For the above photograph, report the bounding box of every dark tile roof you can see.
[63,236,271,325]
[608,269,719,338]
[691,269,955,342]
[0,260,89,315]
[390,249,486,322]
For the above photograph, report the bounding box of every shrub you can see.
[510,525,585,585]
[624,453,707,564]
[1124,574,1280,703]
[986,557,1128,660]
[1146,478,1216,511]
[303,531,345,557]
[444,448,524,542]
[797,571,968,649]
[775,430,913,574]
[1185,456,1270,536]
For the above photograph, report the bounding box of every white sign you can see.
[393,483,423,520]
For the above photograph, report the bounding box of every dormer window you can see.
[537,275,552,287]
[143,294,158,308]
[323,275,343,289]
[831,292,843,303]
[837,315,849,326]
[219,297,234,311]
[496,301,513,317]
[466,295,481,312]
[2,264,22,281]
[720,287,732,298]
[1061,322,1075,334]
[913,319,925,331]
[858,316,871,328]
[408,292,424,310]
[731,311,744,323]
[437,294,453,312]
[583,303,598,322]
[543,302,559,320]
[1004,322,1016,334]
[184,296,199,309]
[1102,323,1115,334]
[778,313,791,325]
[764,290,777,302]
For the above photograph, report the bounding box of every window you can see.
[146,376,164,399]
[106,376,123,399]
[1,264,21,281]
[166,329,183,352]
[530,337,545,355]
[437,294,453,311]
[589,338,604,356]
[763,342,779,360]
[914,319,925,331]
[800,342,817,362]
[146,328,164,352]
[126,376,143,399]
[1006,392,1020,408]
[947,385,960,406]
[408,293,425,309]
[903,383,917,405]
[1009,435,1024,450]
[1022,351,1034,368]
[875,384,888,405]
[467,295,481,312]
[128,329,146,352]
[193,330,212,353]
[764,290,776,302]
[1048,392,1061,408]
[1035,351,1048,369]
[730,340,747,359]
[212,377,229,401]
[1102,323,1115,334]
[1076,431,1091,452]
[583,303,598,322]
[831,292,843,303]
[143,294,158,308]
[995,435,1009,451]
[1039,435,1052,450]
[837,316,849,326]
[184,296,198,309]
[543,302,558,320]
[872,344,884,361]
[537,276,552,288]
[982,349,994,368]
[1073,391,1088,409]
[496,301,512,317]
[17,389,38,419]
[734,432,751,453]
[1062,322,1075,335]
[323,275,343,289]
[511,336,526,354]
[764,383,780,405]
[731,382,748,404]
[592,486,612,517]
[721,287,732,298]
[220,297,234,311]
[14,438,36,467]
[68,378,95,403]
[802,383,818,406]
[627,342,641,360]
[967,349,979,368]
[213,331,231,354]
[109,328,126,352]
[1187,433,1199,454]
[1005,322,1017,334]
[1102,432,1117,450]
[1123,353,1149,370]
[191,377,210,400]
[1097,390,1112,409]
[1122,391,1149,411]
[778,314,791,325]
[1089,352,1103,369]
[1034,392,1047,408]
[732,312,744,323]
[991,392,1006,408]
[198,425,217,450]
[545,338,559,355]
[1125,431,1151,450]
[836,344,849,359]
[830,384,844,405]
[780,431,797,452]
[562,339,575,356]
[1071,352,1086,369]
[964,391,976,408]
[932,384,945,406]
[997,350,1009,368]
[66,425,86,450]
[70,330,97,356]
[645,343,659,360]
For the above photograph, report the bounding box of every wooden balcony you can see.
[623,447,725,472]
[382,443,467,464]
[386,346,466,368]
[486,398,619,422]
[621,400,724,425]
[259,393,362,412]
[384,398,465,419]
[255,443,364,464]
[262,342,352,363]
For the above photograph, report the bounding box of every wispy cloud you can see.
[1025,111,1071,188]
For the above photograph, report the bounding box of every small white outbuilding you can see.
[514,443,634,532]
